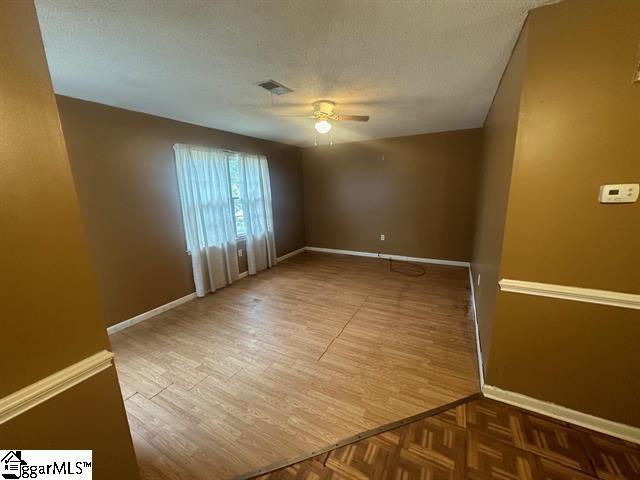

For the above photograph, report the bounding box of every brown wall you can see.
[1,369,139,479]
[471,23,529,367]
[56,96,305,327]
[302,129,482,262]
[0,2,138,477]
[477,0,640,426]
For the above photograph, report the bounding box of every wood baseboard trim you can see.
[482,385,640,443]
[235,392,481,480]
[0,350,114,425]
[107,292,197,335]
[276,247,306,263]
[305,246,470,268]
[499,279,640,310]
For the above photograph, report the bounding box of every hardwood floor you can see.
[255,396,640,480]
[110,251,480,479]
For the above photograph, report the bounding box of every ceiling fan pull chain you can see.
[314,130,318,146]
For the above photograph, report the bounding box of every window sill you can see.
[185,237,246,256]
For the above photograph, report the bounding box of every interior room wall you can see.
[302,129,482,262]
[0,2,138,477]
[470,23,529,367]
[57,96,305,327]
[475,0,640,426]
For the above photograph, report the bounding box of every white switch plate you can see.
[380,234,385,241]
[238,249,243,257]
[598,183,639,203]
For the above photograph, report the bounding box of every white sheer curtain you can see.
[174,144,239,297]
[238,154,277,274]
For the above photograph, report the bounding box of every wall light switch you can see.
[598,183,639,203]
[380,234,385,241]
[477,274,481,287]
[238,249,243,257]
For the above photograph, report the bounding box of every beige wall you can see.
[475,0,640,426]
[0,2,138,477]
[57,96,305,327]
[302,129,482,262]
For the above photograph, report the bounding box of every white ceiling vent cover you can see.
[258,80,293,95]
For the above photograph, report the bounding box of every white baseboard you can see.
[468,267,485,388]
[107,268,258,335]
[499,279,640,310]
[276,247,306,263]
[106,246,466,336]
[305,246,470,268]
[0,350,114,425]
[483,384,640,444]
[107,292,197,335]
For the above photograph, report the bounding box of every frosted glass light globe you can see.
[314,120,332,134]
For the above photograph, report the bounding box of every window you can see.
[174,143,276,294]
[227,155,246,237]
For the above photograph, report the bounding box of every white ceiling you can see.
[36,0,550,146]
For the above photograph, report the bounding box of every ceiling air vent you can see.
[258,79,293,95]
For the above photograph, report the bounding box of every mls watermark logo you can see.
[1,451,92,479]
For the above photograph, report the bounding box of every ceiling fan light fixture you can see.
[314,120,332,134]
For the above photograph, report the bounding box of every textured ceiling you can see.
[36,0,551,146]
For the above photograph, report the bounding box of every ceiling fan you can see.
[308,100,369,134]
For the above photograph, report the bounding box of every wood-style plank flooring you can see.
[110,252,480,479]
[255,396,640,480]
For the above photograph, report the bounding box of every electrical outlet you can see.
[477,274,481,287]
[238,249,243,257]
[380,234,385,241]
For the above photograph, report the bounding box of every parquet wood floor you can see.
[110,252,480,480]
[255,397,640,480]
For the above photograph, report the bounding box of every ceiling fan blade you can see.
[337,114,369,122]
